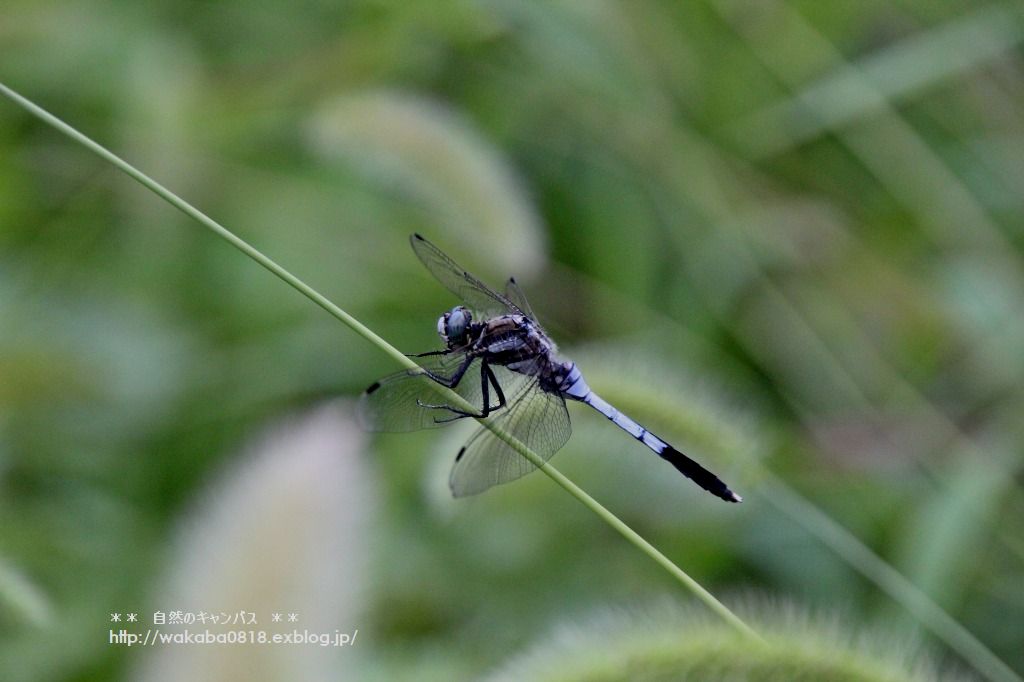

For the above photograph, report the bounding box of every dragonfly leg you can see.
[484,362,507,413]
[417,353,474,388]
[407,349,451,358]
[414,354,476,413]
[419,359,508,423]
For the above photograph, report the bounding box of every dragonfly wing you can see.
[410,234,521,316]
[504,277,537,320]
[449,381,571,497]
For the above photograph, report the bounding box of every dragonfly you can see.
[359,234,741,503]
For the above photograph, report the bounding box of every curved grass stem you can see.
[0,81,760,641]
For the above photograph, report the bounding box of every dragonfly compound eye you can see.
[440,306,472,345]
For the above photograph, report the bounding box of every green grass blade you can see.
[758,471,1023,682]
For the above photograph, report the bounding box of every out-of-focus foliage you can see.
[134,404,370,682]
[1,0,1023,680]
[485,600,967,682]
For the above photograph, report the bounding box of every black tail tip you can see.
[707,484,742,504]
[705,480,743,504]
[709,484,743,504]
[659,445,742,504]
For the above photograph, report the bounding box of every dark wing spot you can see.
[455,446,466,462]
[365,381,381,395]
[412,233,425,241]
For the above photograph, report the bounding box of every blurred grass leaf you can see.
[726,4,1024,158]
[0,558,52,629]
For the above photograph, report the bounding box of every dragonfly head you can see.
[437,306,473,347]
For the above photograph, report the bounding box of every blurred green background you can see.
[2,0,1023,680]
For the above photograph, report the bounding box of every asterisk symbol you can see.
[272,613,281,622]
[287,613,298,622]
[127,613,138,622]
[110,613,121,622]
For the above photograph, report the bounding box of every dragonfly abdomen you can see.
[569,380,742,503]
[582,392,668,452]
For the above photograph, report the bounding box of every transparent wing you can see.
[359,352,475,432]
[410,234,522,317]
[449,381,571,497]
[358,353,535,433]
[504,277,537,320]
